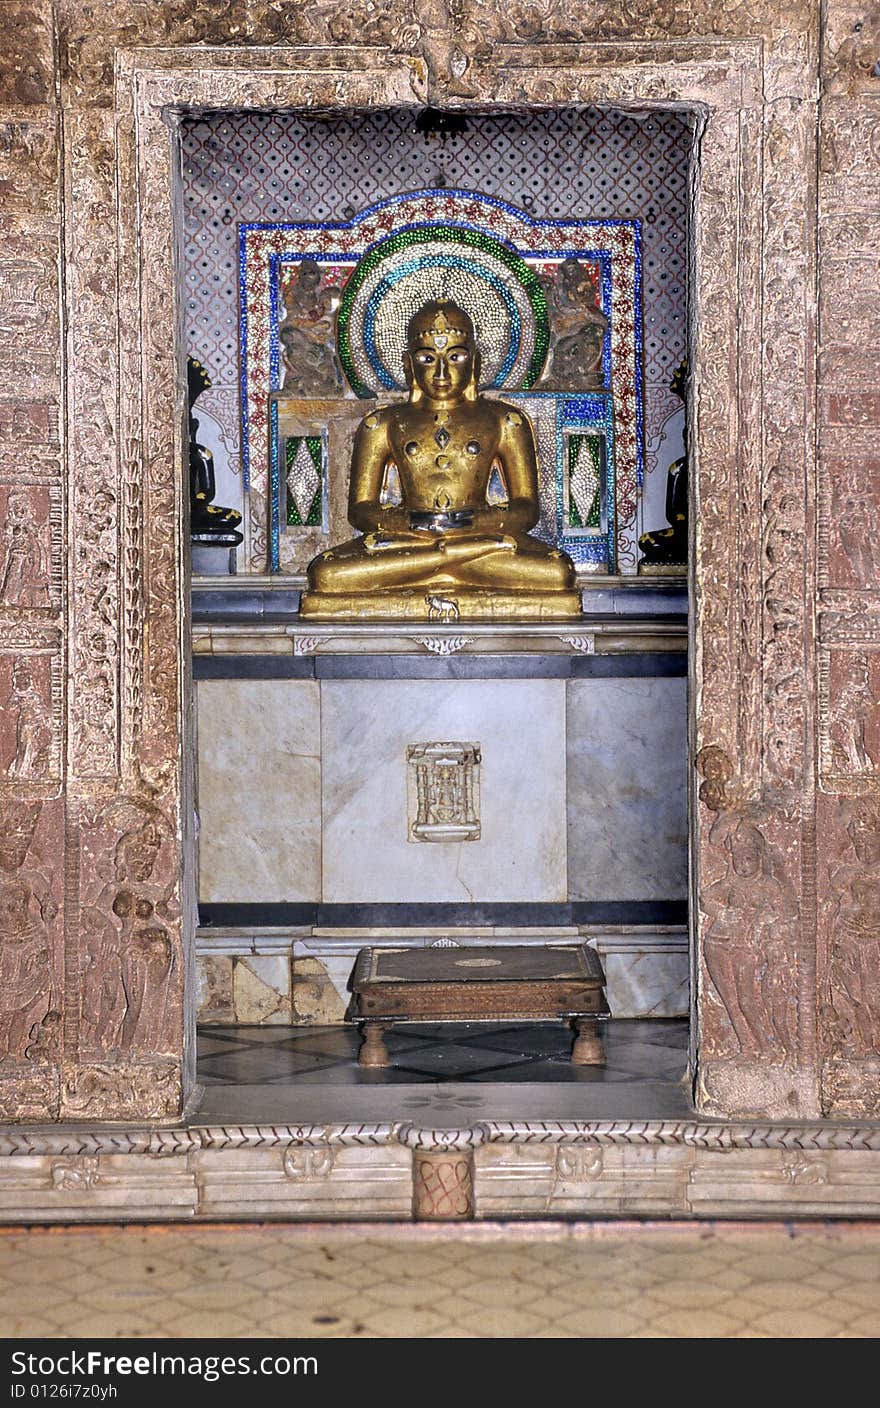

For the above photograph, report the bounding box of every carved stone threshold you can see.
[1,1118,879,1223]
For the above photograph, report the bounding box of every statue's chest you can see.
[389,413,497,480]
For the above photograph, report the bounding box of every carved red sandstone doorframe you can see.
[4,34,847,1124]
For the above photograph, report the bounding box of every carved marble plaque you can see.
[406,742,481,843]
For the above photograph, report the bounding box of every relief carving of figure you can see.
[0,489,49,606]
[826,799,880,1054]
[838,495,877,585]
[541,258,609,390]
[702,817,797,1057]
[6,658,52,778]
[85,800,177,1056]
[831,654,876,773]
[0,801,55,1063]
[279,259,343,397]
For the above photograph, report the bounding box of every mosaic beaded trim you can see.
[567,435,604,532]
[499,391,615,568]
[337,225,550,395]
[240,190,641,574]
[286,435,325,527]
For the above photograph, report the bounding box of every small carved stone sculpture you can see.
[0,802,54,1063]
[827,799,880,1054]
[540,258,609,389]
[0,488,49,606]
[279,258,343,397]
[702,816,797,1057]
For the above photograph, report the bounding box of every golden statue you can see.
[299,300,580,621]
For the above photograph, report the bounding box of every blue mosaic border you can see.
[239,192,642,492]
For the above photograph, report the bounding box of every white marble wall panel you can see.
[587,929,689,1017]
[321,680,567,902]
[567,678,687,900]
[198,680,321,902]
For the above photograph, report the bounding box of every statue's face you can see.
[409,337,475,403]
[405,302,478,404]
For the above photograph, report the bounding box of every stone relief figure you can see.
[702,816,798,1057]
[80,906,126,1052]
[827,799,880,1054]
[838,495,877,585]
[279,258,344,397]
[7,658,52,778]
[831,654,876,773]
[301,299,579,620]
[0,488,49,606]
[85,800,176,1056]
[540,258,609,389]
[0,802,55,1063]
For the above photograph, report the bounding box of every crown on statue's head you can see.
[408,300,475,351]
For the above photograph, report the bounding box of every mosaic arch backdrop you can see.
[181,107,690,573]
[243,190,641,573]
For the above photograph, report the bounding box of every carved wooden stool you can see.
[347,943,609,1068]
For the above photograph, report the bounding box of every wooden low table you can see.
[347,943,610,1068]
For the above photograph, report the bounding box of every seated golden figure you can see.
[299,300,580,620]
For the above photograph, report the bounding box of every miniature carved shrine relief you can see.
[406,742,481,843]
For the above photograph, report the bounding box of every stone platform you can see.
[2,1108,879,1224]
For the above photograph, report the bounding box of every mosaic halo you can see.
[337,226,550,397]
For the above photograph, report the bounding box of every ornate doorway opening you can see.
[183,103,694,1113]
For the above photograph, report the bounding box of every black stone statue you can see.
[638,359,688,572]
[188,357,243,547]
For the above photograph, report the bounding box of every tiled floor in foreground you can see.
[198,1018,688,1085]
[2,1223,879,1338]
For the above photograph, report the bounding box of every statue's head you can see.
[727,820,766,878]
[403,300,480,404]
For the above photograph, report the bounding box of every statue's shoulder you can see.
[488,397,530,432]
[356,403,394,434]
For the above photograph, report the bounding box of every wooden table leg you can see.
[359,1023,391,1068]
[570,1017,604,1066]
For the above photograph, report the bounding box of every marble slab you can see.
[586,928,689,1018]
[233,956,292,1025]
[321,680,567,903]
[567,677,688,900]
[197,680,321,903]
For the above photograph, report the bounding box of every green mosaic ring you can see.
[337,224,550,397]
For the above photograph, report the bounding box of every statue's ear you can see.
[465,349,481,402]
[402,351,422,402]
